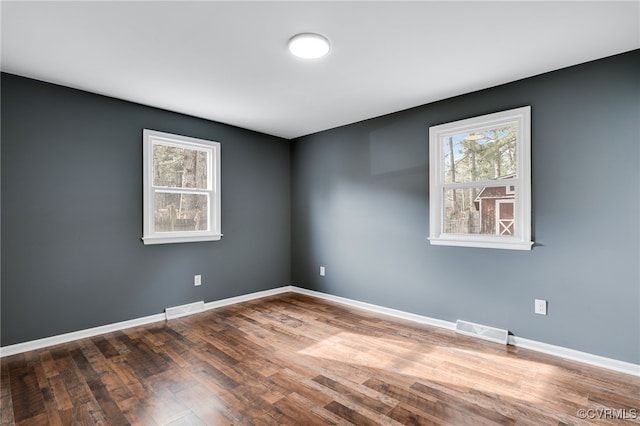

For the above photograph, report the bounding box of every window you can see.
[142,129,221,245]
[428,106,532,250]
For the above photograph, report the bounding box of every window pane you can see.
[443,126,517,184]
[154,192,209,232]
[444,185,516,236]
[153,144,208,189]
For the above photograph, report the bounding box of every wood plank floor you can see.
[1,293,638,425]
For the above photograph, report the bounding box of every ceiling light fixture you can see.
[288,33,331,59]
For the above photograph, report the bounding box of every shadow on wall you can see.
[369,120,428,178]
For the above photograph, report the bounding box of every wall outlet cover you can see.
[535,299,547,315]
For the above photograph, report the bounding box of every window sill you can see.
[142,234,223,245]
[428,237,533,251]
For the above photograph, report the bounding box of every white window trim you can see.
[142,129,222,245]
[428,106,533,250]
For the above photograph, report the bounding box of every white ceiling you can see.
[2,1,639,139]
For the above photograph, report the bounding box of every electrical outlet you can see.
[535,299,547,315]
[319,266,325,277]
[194,275,201,286]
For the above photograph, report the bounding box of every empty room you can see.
[1,1,639,425]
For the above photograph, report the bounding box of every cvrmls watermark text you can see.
[577,408,637,420]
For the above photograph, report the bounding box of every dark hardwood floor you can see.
[1,293,638,425]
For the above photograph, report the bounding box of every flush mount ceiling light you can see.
[288,33,331,59]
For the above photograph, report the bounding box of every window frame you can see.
[142,129,221,245]
[428,106,533,250]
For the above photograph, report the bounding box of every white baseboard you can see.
[289,287,640,377]
[290,286,456,330]
[204,286,293,310]
[2,285,638,377]
[508,335,640,377]
[0,287,294,358]
[0,312,166,357]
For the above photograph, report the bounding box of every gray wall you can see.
[3,51,639,365]
[1,73,291,346]
[291,50,640,364]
